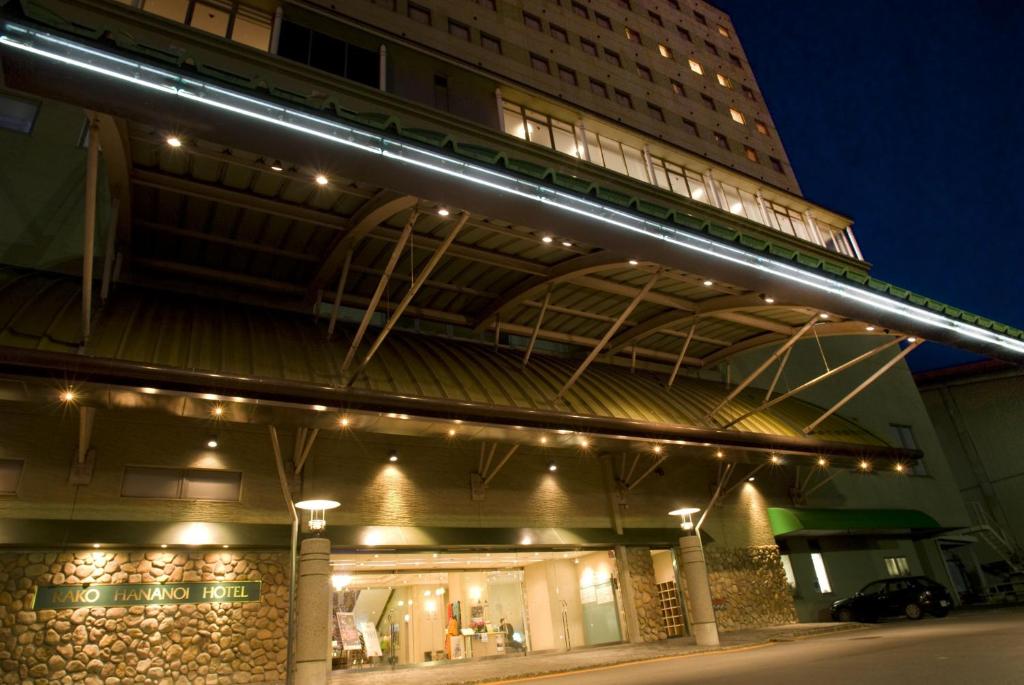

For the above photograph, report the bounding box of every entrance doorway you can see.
[328,549,626,672]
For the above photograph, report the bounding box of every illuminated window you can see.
[718,25,731,38]
[744,146,758,162]
[658,43,673,59]
[884,556,911,577]
[637,64,653,81]
[671,80,685,97]
[688,59,704,75]
[780,555,797,589]
[810,553,832,593]
[448,19,470,41]
[729,108,745,124]
[755,120,769,135]
[717,73,733,89]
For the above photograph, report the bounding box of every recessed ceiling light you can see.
[437,207,450,216]
[315,174,329,186]
[389,451,399,463]
[747,476,755,482]
[166,136,182,148]
[866,325,876,331]
[817,457,827,467]
[541,236,553,244]
[703,279,713,287]
[548,462,557,472]
[60,389,76,403]
[207,438,219,449]
[764,296,775,304]
[628,259,639,265]
[312,404,327,412]
[561,241,573,247]
[338,416,350,427]
[819,313,830,319]
[908,337,917,343]
[270,160,283,171]
[212,405,224,417]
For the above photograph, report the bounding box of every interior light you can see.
[770,455,781,464]
[332,574,352,591]
[140,387,158,395]
[715,450,724,458]
[908,337,918,343]
[388,450,399,463]
[817,457,828,467]
[894,463,906,473]
[312,404,327,412]
[447,428,456,437]
[212,405,224,417]
[437,207,450,217]
[763,295,775,304]
[160,544,168,549]
[859,460,871,471]
[92,543,101,549]
[539,436,548,445]
[653,444,662,454]
[579,437,589,449]
[315,174,329,186]
[747,476,756,482]
[541,236,553,244]
[703,279,713,287]
[222,544,229,549]
[548,461,557,472]
[166,136,182,148]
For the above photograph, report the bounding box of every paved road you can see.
[499,609,1024,685]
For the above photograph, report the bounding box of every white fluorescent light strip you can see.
[3,24,1021,357]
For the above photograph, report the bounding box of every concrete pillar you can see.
[295,537,331,684]
[614,546,642,644]
[679,535,719,646]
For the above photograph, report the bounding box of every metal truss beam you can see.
[482,444,520,486]
[667,323,697,388]
[523,284,553,368]
[292,426,320,475]
[696,462,735,530]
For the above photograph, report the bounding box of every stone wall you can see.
[0,549,289,684]
[622,548,666,642]
[678,544,796,632]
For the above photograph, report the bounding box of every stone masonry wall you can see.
[0,549,288,684]
[623,548,666,642]
[678,544,796,632]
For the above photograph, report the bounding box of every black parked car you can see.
[831,576,953,622]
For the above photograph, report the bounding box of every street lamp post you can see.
[669,507,720,647]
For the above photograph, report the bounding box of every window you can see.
[231,5,273,50]
[713,131,728,149]
[589,79,608,97]
[474,0,496,8]
[755,120,769,135]
[502,103,581,159]
[523,12,542,31]
[558,65,578,86]
[769,156,783,172]
[677,25,691,42]
[742,85,757,101]
[581,38,598,56]
[884,556,911,577]
[0,94,38,133]
[890,424,928,475]
[780,554,797,589]
[729,52,742,67]
[624,26,641,43]
[717,73,733,89]
[614,89,633,108]
[0,458,23,494]
[604,49,622,67]
[637,64,653,81]
[650,155,709,203]
[481,32,502,53]
[688,59,704,75]
[704,40,719,56]
[550,24,568,42]
[667,0,680,9]
[744,145,758,162]
[530,53,550,73]
[810,553,832,593]
[681,118,698,137]
[718,24,731,38]
[121,466,242,501]
[614,0,631,9]
[729,108,745,124]
[671,80,686,97]
[700,93,715,110]
[572,1,588,18]
[658,43,673,59]
[138,0,271,50]
[448,19,470,41]
[433,74,449,110]
[693,10,707,25]
[407,2,430,24]
[648,102,665,121]
[648,11,663,26]
[596,13,612,29]
[278,21,379,88]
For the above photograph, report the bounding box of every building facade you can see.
[0,0,1022,683]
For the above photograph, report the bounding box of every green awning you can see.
[768,507,943,537]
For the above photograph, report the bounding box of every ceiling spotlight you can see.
[770,455,781,464]
[859,460,870,471]
[212,405,224,417]
[388,450,399,463]
[166,136,182,148]
[160,544,168,549]
[579,437,590,449]
[92,543,101,549]
[894,463,906,473]
[747,476,756,482]
[908,337,918,343]
[541,236,553,244]
[763,295,775,304]
[539,436,548,445]
[270,160,284,171]
[59,389,77,403]
[207,436,219,449]
[447,428,456,437]
[866,325,876,331]
[561,241,573,247]
[548,461,558,472]
[222,544,229,549]
[715,450,724,458]
[628,259,639,266]
[437,207,450,217]
[315,174,329,186]
[653,444,662,454]
[819,313,830,319]
[817,457,828,467]
[338,416,350,428]
[703,279,713,287]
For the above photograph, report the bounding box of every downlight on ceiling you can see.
[8,26,1020,358]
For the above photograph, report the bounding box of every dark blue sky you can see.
[715,0,1024,371]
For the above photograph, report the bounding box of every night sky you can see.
[714,0,1024,371]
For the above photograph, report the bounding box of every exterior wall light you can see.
[295,499,340,534]
[669,507,701,534]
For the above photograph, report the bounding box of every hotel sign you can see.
[33,581,261,610]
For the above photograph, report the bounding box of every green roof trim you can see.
[551,172,594,194]
[768,507,943,537]
[595,186,633,207]
[399,127,450,148]
[739,234,769,251]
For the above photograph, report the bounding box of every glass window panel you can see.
[791,215,815,243]
[622,144,649,182]
[585,131,604,166]
[651,160,670,190]
[502,105,526,139]
[740,190,762,223]
[667,166,690,198]
[780,555,796,589]
[190,1,231,37]
[810,553,832,593]
[122,466,181,499]
[231,7,272,51]
[526,117,553,149]
[598,136,627,175]
[0,94,38,133]
[720,183,745,217]
[551,120,579,157]
[183,469,242,501]
[142,0,188,23]
[686,171,708,204]
[0,459,22,494]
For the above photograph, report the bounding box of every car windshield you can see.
[859,581,886,595]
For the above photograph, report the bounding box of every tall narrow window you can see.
[688,59,704,75]
[550,24,568,42]
[677,25,691,42]
[713,131,728,149]
[614,89,633,108]
[649,11,663,26]
[704,40,719,56]
[693,10,707,25]
[637,64,653,81]
[572,1,589,18]
[770,156,783,172]
[671,80,686,97]
[718,25,731,38]
[648,102,665,121]
[589,79,608,98]
[729,108,745,124]
[604,49,622,67]
[596,13,612,29]
[523,12,542,31]
[581,38,598,56]
[658,43,673,59]
[0,458,23,494]
[810,553,833,593]
[744,145,758,162]
[624,26,641,43]
[700,94,715,110]
[717,73,733,89]
[558,65,578,86]
[433,75,449,110]
[755,120,769,135]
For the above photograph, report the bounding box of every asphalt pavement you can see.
[497,608,1024,685]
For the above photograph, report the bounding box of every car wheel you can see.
[904,602,924,620]
[836,608,854,622]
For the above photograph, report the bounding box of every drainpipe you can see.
[82,115,99,346]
